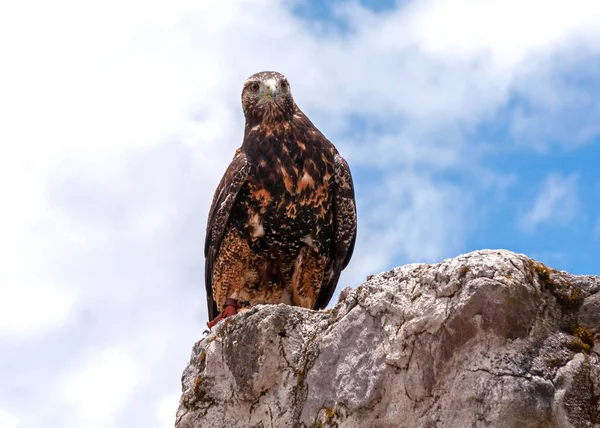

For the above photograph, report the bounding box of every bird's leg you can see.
[290,247,325,308]
[206,298,239,329]
[209,228,250,329]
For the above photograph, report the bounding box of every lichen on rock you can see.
[175,250,600,428]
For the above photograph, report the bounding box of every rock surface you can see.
[176,250,600,428]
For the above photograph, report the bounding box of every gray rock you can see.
[175,250,600,428]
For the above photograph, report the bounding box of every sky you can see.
[1,0,600,426]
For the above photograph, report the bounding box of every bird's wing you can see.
[204,149,251,320]
[314,154,357,309]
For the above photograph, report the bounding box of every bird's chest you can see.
[233,139,335,250]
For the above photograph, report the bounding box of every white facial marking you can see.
[265,78,278,93]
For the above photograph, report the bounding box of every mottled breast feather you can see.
[314,154,357,309]
[204,150,250,320]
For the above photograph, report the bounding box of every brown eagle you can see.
[205,71,357,328]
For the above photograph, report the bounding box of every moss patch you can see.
[572,325,596,353]
[564,324,596,354]
[525,259,584,311]
[325,407,335,419]
[193,377,204,396]
[313,406,339,428]
[553,280,584,311]
[566,339,590,353]
[534,263,553,283]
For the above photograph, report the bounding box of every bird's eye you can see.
[250,82,260,92]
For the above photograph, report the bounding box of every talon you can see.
[206,298,239,329]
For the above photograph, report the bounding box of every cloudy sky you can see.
[2,0,600,426]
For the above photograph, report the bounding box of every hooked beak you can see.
[265,79,278,100]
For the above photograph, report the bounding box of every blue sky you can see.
[291,0,398,27]
[1,0,600,427]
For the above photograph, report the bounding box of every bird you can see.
[204,71,357,329]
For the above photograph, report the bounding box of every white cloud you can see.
[60,347,140,428]
[156,394,180,428]
[0,408,19,428]
[404,0,600,67]
[521,173,580,231]
[0,282,75,339]
[1,0,600,426]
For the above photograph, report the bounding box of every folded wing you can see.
[204,150,250,320]
[314,154,357,309]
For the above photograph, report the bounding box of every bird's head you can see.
[241,71,296,125]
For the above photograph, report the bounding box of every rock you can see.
[175,250,600,428]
